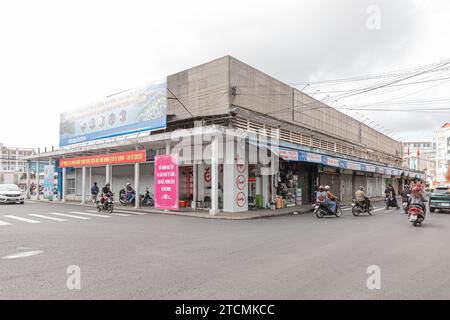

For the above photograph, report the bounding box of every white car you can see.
[0,184,25,204]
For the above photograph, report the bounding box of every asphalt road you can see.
[1,200,450,300]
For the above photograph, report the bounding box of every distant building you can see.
[435,123,450,185]
[0,143,36,188]
[402,140,436,184]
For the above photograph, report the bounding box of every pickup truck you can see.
[429,185,450,213]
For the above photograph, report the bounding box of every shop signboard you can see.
[339,160,347,168]
[365,165,376,172]
[59,150,146,168]
[43,165,55,200]
[59,80,167,146]
[346,161,361,171]
[279,149,299,161]
[306,152,322,163]
[154,154,179,210]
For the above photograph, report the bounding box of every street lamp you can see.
[310,90,320,97]
[300,84,310,92]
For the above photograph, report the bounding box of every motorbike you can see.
[408,203,425,227]
[385,195,399,210]
[139,191,154,206]
[402,194,411,214]
[96,193,114,213]
[313,199,341,218]
[119,189,136,206]
[351,199,373,216]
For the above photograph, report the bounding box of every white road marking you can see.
[4,215,41,224]
[116,210,147,215]
[2,250,43,259]
[374,208,385,212]
[0,220,12,226]
[87,210,131,217]
[47,212,90,220]
[69,211,111,218]
[29,214,67,222]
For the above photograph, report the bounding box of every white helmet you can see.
[324,185,330,190]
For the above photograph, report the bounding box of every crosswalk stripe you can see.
[4,215,41,224]
[87,210,132,217]
[69,211,111,218]
[47,212,90,220]
[29,214,66,222]
[0,220,12,226]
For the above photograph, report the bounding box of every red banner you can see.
[59,150,146,168]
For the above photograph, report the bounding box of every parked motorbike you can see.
[314,200,341,218]
[351,199,373,216]
[408,203,425,227]
[140,190,154,206]
[96,193,114,213]
[119,189,136,206]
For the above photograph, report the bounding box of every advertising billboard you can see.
[154,155,179,210]
[43,165,55,200]
[59,80,167,146]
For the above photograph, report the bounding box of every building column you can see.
[210,135,219,216]
[106,164,111,184]
[61,167,66,203]
[36,160,40,200]
[166,141,171,155]
[26,160,31,199]
[81,166,86,205]
[192,163,197,209]
[134,162,140,209]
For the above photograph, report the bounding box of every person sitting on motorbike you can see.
[325,185,337,213]
[125,183,135,202]
[400,184,412,203]
[355,186,369,209]
[385,184,399,209]
[410,184,426,214]
[101,182,112,205]
[315,185,327,204]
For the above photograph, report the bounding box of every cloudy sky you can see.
[0,0,449,148]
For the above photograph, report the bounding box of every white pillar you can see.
[192,163,197,209]
[134,162,140,209]
[166,141,171,155]
[210,136,219,216]
[81,166,86,205]
[62,167,66,203]
[106,164,111,184]
[26,160,30,199]
[36,160,40,200]
[262,173,269,209]
[89,167,92,193]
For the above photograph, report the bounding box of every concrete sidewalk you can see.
[27,199,314,220]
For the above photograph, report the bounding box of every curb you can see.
[25,199,314,220]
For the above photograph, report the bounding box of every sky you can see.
[0,0,449,148]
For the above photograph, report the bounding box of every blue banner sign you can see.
[59,80,167,146]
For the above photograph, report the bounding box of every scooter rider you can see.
[355,186,370,208]
[316,185,327,203]
[401,184,411,203]
[101,182,112,205]
[325,185,337,213]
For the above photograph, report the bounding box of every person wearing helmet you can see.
[101,182,112,205]
[316,185,327,203]
[401,184,412,204]
[355,186,369,209]
[125,182,135,202]
[324,185,337,213]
